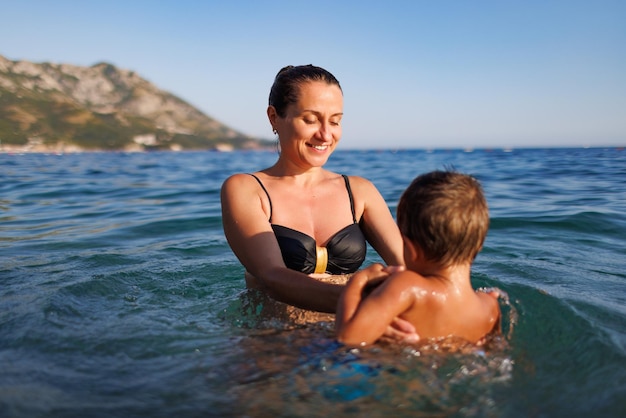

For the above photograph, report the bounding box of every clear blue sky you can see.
[2,0,625,149]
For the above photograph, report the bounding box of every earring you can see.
[272,128,278,135]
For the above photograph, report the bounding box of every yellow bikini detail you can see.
[314,246,328,274]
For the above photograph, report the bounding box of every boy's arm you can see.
[336,266,415,346]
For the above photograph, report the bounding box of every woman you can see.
[221,64,404,314]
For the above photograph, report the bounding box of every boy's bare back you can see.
[336,264,501,346]
[388,270,500,343]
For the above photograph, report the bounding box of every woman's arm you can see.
[349,176,404,266]
[220,173,342,313]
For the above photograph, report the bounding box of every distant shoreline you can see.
[0,142,274,154]
[2,144,623,155]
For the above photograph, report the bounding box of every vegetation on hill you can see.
[0,55,272,152]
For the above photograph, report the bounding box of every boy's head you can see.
[397,170,489,267]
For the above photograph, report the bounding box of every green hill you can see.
[0,55,272,152]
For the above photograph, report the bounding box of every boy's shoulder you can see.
[387,269,431,286]
[377,269,441,302]
[478,289,503,318]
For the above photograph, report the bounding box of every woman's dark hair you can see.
[268,65,342,117]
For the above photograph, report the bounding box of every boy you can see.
[336,170,500,346]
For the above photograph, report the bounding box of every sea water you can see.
[1,147,625,417]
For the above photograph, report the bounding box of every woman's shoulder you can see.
[224,171,267,182]
[343,174,376,189]
[221,172,263,193]
[342,174,383,202]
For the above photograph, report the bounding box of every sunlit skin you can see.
[267,80,343,174]
[221,79,408,333]
[336,237,501,346]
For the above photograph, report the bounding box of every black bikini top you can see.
[249,174,367,275]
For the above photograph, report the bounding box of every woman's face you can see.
[269,80,343,167]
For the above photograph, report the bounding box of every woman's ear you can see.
[267,106,277,128]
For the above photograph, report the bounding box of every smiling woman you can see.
[220,64,407,321]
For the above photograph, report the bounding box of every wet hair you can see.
[396,170,489,267]
[268,65,342,117]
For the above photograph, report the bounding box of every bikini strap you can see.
[342,174,358,224]
[247,173,273,222]
[250,173,354,224]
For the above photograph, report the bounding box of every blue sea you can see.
[1,147,625,417]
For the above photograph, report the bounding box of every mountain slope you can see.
[0,55,271,151]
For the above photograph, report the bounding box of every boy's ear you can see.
[402,234,421,262]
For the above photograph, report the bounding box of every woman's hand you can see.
[385,317,420,343]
